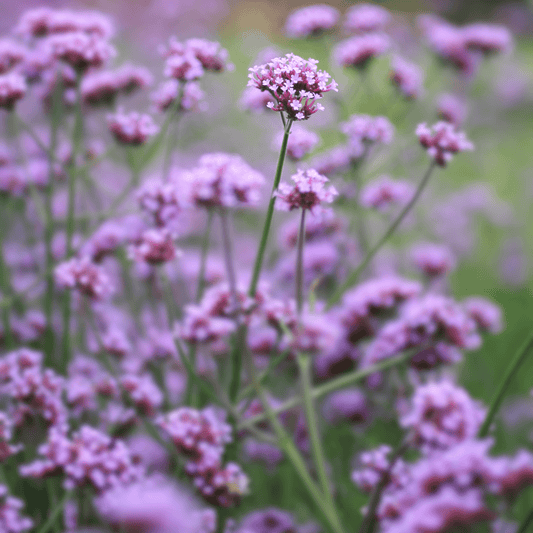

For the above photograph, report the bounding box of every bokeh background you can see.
[3,0,533,523]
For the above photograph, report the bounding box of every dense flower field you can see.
[0,2,532,533]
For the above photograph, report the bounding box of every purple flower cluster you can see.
[334,33,390,70]
[360,176,415,211]
[0,485,33,533]
[157,407,248,506]
[343,3,391,33]
[390,56,425,100]
[285,5,340,39]
[416,122,474,166]
[248,53,338,121]
[275,169,338,214]
[410,242,456,277]
[107,109,159,145]
[274,125,320,162]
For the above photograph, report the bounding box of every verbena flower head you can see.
[44,31,116,73]
[390,56,424,100]
[344,3,391,33]
[462,23,513,55]
[0,73,27,110]
[247,53,338,121]
[334,33,390,70]
[341,114,395,147]
[360,176,415,211]
[416,122,474,167]
[239,86,275,113]
[151,79,207,113]
[54,256,114,300]
[107,110,159,145]
[275,169,338,214]
[462,297,503,334]
[0,39,26,74]
[184,152,265,209]
[161,37,233,80]
[322,388,369,424]
[128,228,179,265]
[285,5,340,39]
[0,485,33,533]
[410,242,456,277]
[436,93,468,126]
[400,378,487,451]
[274,125,320,161]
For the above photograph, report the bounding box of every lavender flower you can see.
[128,228,179,265]
[239,86,275,113]
[390,56,424,100]
[247,53,338,121]
[410,242,456,277]
[462,23,513,55]
[334,33,390,70]
[285,5,340,39]
[416,122,474,167]
[184,152,264,209]
[54,256,114,300]
[436,93,469,126]
[0,73,27,110]
[274,169,338,214]
[0,485,33,533]
[107,110,159,145]
[274,125,320,161]
[322,388,369,424]
[344,3,391,33]
[44,31,116,73]
[400,379,487,451]
[360,176,415,211]
[341,114,394,146]
[463,297,503,334]
[0,39,26,74]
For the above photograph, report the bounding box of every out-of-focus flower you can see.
[462,23,513,55]
[248,53,337,121]
[322,388,369,424]
[344,3,391,33]
[151,79,207,113]
[274,169,338,214]
[128,228,179,265]
[410,242,456,277]
[44,32,115,73]
[107,110,159,145]
[274,125,320,161]
[239,86,275,113]
[285,5,340,39]
[54,256,114,300]
[341,114,394,147]
[184,152,264,209]
[416,122,474,167]
[462,297,503,334]
[390,56,424,100]
[400,378,487,451]
[0,39,26,74]
[0,72,27,110]
[436,93,469,126]
[334,33,390,70]
[0,485,33,533]
[360,176,415,211]
[95,475,212,533]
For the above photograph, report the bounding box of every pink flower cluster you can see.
[344,3,391,33]
[151,79,206,113]
[157,407,248,506]
[54,256,114,300]
[160,37,233,81]
[0,485,33,533]
[274,126,320,162]
[20,425,144,491]
[274,169,338,214]
[334,33,390,70]
[184,152,265,209]
[400,378,487,451]
[416,122,474,167]
[410,242,456,277]
[248,53,338,121]
[285,5,340,39]
[341,114,395,147]
[0,72,26,110]
[128,228,179,265]
[81,65,153,106]
[360,176,415,211]
[107,109,159,145]
[0,39,26,74]
[390,56,424,100]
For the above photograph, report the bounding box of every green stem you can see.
[517,510,533,533]
[297,353,339,524]
[248,117,293,297]
[478,328,533,437]
[243,349,345,533]
[237,349,413,431]
[0,230,14,349]
[296,209,307,317]
[327,161,436,308]
[61,74,84,373]
[35,491,71,533]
